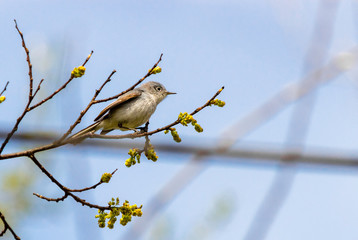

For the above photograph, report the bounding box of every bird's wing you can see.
[94,89,143,121]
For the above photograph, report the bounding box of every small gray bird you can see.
[69,81,175,142]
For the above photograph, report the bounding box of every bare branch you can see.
[14,19,33,98]
[0,211,20,240]
[33,193,68,202]
[28,51,94,111]
[68,169,118,192]
[32,79,44,99]
[0,81,9,96]
[28,154,111,210]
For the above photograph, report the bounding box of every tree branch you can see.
[14,19,33,98]
[29,154,111,210]
[0,211,20,240]
[0,81,9,96]
[28,51,94,111]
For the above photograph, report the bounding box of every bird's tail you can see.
[68,121,101,144]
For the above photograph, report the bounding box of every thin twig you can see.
[0,93,33,154]
[0,211,20,240]
[94,53,163,104]
[33,193,68,203]
[68,169,118,192]
[14,19,33,98]
[32,79,44,99]
[28,51,94,111]
[0,81,9,96]
[28,154,111,210]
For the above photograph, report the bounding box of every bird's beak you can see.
[166,91,176,95]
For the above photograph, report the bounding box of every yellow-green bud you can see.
[149,66,162,74]
[0,96,5,103]
[100,172,112,183]
[71,66,86,78]
[170,128,182,143]
[194,123,203,133]
[209,99,225,107]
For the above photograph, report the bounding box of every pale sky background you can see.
[2,1,358,240]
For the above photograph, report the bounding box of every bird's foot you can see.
[135,121,149,133]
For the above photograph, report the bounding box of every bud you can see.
[100,172,112,183]
[149,66,162,74]
[71,66,86,78]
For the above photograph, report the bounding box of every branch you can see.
[0,86,224,159]
[0,22,94,154]
[14,19,33,98]
[88,86,225,140]
[94,53,163,104]
[67,169,118,192]
[0,81,9,96]
[28,51,94,111]
[28,154,112,211]
[0,211,20,240]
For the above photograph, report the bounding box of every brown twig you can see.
[0,81,9,96]
[0,21,36,154]
[0,211,20,240]
[32,79,44,99]
[14,19,33,98]
[33,193,68,203]
[28,51,94,111]
[94,53,163,104]
[28,154,111,210]
[57,70,117,143]
[67,169,118,192]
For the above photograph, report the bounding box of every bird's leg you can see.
[118,123,139,133]
[136,121,149,133]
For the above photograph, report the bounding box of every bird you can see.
[68,81,176,143]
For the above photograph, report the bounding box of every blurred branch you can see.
[0,131,358,168]
[243,1,340,240]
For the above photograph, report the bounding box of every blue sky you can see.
[1,0,358,240]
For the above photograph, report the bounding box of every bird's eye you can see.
[155,86,162,91]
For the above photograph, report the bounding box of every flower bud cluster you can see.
[178,112,203,133]
[164,127,182,143]
[95,198,143,229]
[71,66,86,78]
[100,172,112,183]
[209,99,225,107]
[125,148,141,167]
